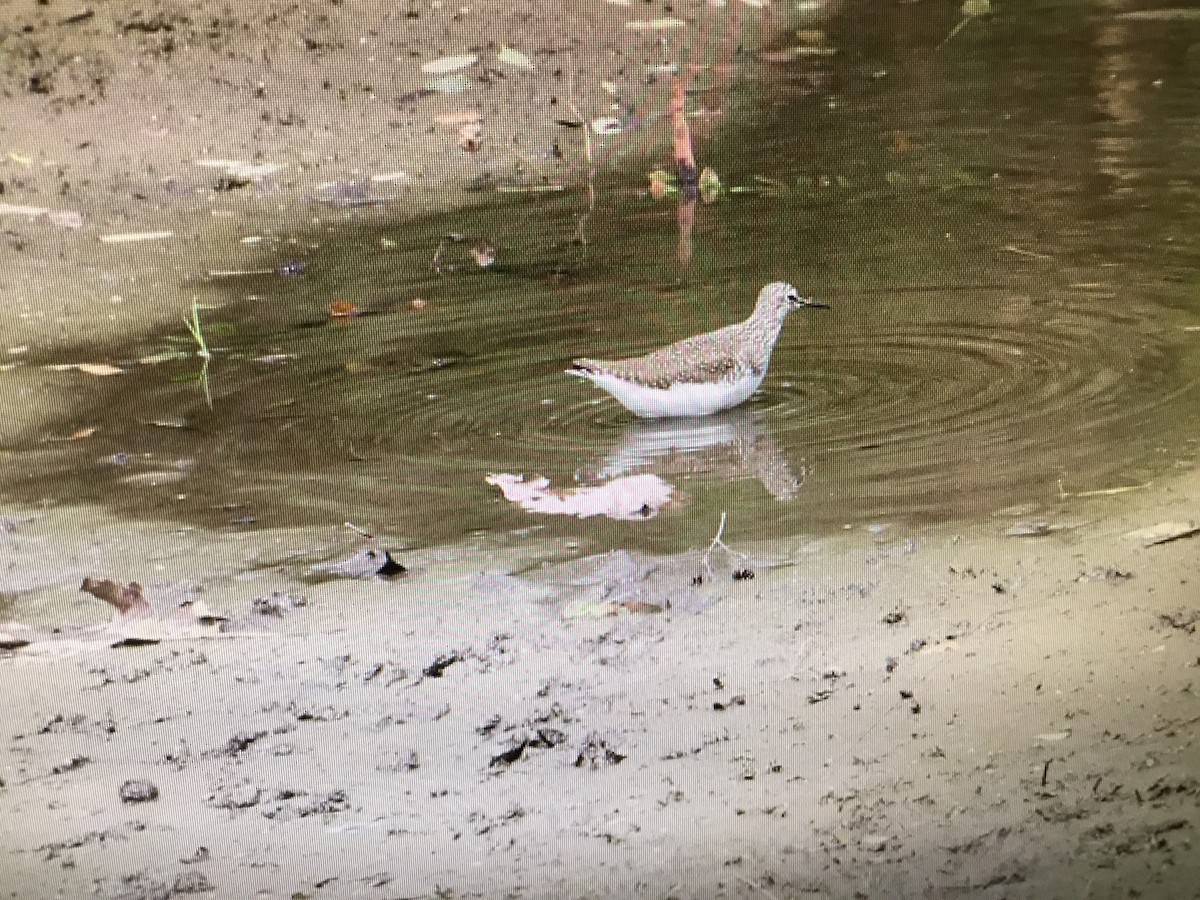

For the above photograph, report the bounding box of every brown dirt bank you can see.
[1,470,1199,899]
[0,0,782,354]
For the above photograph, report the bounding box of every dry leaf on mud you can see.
[0,202,53,217]
[80,577,235,647]
[48,210,84,228]
[194,159,285,181]
[0,203,83,228]
[421,53,478,75]
[434,110,481,125]
[625,17,687,30]
[0,626,33,650]
[497,46,535,69]
[99,230,175,244]
[486,473,673,520]
[1126,521,1200,547]
[81,577,153,617]
[458,121,483,152]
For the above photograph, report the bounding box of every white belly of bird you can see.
[590,370,764,418]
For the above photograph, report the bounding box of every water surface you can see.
[3,0,1198,553]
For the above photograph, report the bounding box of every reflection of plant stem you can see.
[197,359,212,409]
[566,54,595,250]
[184,298,214,408]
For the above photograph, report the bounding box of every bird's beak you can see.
[803,298,830,309]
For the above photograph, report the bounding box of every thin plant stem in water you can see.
[700,511,751,580]
[184,298,214,408]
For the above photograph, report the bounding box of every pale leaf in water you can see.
[962,0,990,16]
[486,473,673,520]
[497,46,535,69]
[420,53,478,75]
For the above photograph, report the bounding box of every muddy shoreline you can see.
[2,475,1199,899]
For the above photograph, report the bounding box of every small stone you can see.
[119,779,159,803]
[861,833,889,852]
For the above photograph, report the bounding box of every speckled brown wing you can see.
[572,324,753,389]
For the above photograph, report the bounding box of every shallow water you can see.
[4,0,1199,552]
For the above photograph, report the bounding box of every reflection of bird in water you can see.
[578,408,806,501]
[568,282,828,418]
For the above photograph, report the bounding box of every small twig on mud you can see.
[700,512,751,580]
[431,237,447,274]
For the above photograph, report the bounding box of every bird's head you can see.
[760,281,830,312]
